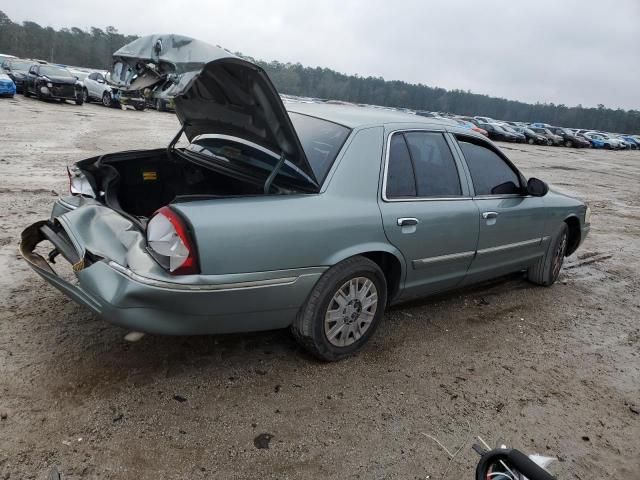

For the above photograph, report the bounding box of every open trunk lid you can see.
[109,34,319,189]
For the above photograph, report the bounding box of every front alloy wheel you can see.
[102,91,112,107]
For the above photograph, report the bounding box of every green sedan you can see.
[20,37,590,361]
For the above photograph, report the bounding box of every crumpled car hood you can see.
[109,34,317,188]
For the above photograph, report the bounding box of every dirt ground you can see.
[0,95,638,480]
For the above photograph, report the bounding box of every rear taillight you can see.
[67,165,96,198]
[146,207,199,275]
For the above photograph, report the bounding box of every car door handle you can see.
[482,211,499,219]
[397,217,419,227]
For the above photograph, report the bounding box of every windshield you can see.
[501,125,516,133]
[524,128,536,135]
[7,60,32,71]
[288,112,351,182]
[40,65,73,78]
[493,125,505,132]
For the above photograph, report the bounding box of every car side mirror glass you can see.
[527,177,548,197]
[98,78,105,83]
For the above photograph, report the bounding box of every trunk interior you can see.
[84,149,263,218]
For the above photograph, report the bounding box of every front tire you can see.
[565,140,573,148]
[82,88,89,103]
[102,91,112,107]
[528,138,535,145]
[527,223,568,286]
[291,256,387,361]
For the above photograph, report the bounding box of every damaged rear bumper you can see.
[20,214,323,335]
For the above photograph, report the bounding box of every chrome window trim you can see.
[108,261,307,292]
[476,238,542,255]
[473,194,530,200]
[381,129,469,203]
[412,251,475,269]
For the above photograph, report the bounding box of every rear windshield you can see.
[185,136,315,185]
[288,112,351,181]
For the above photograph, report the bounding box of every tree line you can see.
[1,10,638,134]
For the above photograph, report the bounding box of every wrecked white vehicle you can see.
[108,34,223,111]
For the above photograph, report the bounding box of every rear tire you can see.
[291,256,387,361]
[155,98,167,112]
[527,223,568,286]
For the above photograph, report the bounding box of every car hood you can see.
[109,34,317,188]
[43,75,77,85]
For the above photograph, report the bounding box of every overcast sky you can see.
[4,0,640,109]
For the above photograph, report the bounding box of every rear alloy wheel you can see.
[527,223,568,286]
[291,256,387,361]
[102,91,112,107]
[546,139,553,146]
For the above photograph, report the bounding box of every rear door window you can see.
[457,140,521,196]
[404,132,461,196]
[386,133,416,198]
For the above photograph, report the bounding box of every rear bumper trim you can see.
[107,261,300,292]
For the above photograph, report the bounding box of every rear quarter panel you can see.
[174,126,403,275]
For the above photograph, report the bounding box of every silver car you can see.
[21,36,590,361]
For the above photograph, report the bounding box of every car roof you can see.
[285,102,468,131]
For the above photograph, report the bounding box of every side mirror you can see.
[527,177,548,197]
[97,78,105,84]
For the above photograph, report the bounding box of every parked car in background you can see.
[619,135,639,149]
[549,127,591,148]
[2,58,37,93]
[513,126,547,145]
[530,127,562,146]
[583,132,618,149]
[82,71,146,110]
[23,63,84,105]
[577,132,605,148]
[614,135,638,150]
[451,118,489,137]
[530,122,552,129]
[479,123,517,142]
[474,116,495,124]
[19,44,590,361]
[593,132,625,149]
[498,124,526,143]
[0,72,16,97]
[0,53,16,66]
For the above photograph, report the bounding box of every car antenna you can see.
[263,153,286,194]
